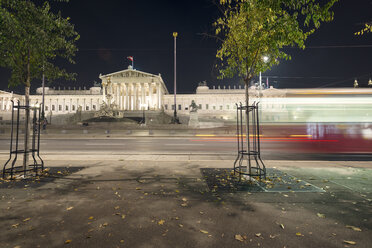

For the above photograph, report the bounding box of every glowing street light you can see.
[260,56,270,89]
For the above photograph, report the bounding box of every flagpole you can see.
[132,58,134,69]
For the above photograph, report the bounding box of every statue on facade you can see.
[95,77,120,118]
[189,100,198,113]
[188,100,199,128]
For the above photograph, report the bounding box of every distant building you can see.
[1,66,372,123]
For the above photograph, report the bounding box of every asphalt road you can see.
[1,137,372,161]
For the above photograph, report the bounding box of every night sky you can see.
[1,0,372,94]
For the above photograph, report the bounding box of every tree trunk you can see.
[244,78,250,163]
[23,85,30,177]
[23,48,31,177]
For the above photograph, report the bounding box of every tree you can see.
[355,22,372,36]
[214,0,338,107]
[0,0,79,174]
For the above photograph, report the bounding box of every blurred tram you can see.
[258,88,372,155]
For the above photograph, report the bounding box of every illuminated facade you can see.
[1,67,372,123]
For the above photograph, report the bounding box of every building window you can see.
[52,105,55,111]
[72,105,76,111]
[185,107,188,110]
[165,104,168,110]
[59,105,62,111]
[178,104,181,110]
[93,105,96,110]
[226,105,230,110]
[45,106,49,111]
[198,104,202,110]
[213,106,216,110]
[206,104,209,110]
[65,105,69,111]
[172,104,175,110]
[220,105,223,110]
[86,106,89,111]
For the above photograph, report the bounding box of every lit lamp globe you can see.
[173,32,178,38]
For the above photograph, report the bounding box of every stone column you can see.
[141,83,145,108]
[103,83,106,103]
[83,98,86,111]
[133,83,137,110]
[157,83,161,110]
[1,97,4,111]
[129,83,133,110]
[116,84,120,108]
[118,84,122,110]
[69,99,72,113]
[149,83,153,110]
[159,86,162,110]
[56,99,59,112]
[122,84,124,110]
[125,83,129,110]
[63,98,66,112]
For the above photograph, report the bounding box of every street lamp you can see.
[172,32,180,124]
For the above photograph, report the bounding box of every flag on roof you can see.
[127,56,133,62]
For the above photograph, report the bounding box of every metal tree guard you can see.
[2,100,44,179]
[233,102,266,181]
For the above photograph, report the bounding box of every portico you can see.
[99,67,168,111]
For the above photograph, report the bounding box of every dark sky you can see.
[1,0,372,94]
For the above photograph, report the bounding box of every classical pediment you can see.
[99,69,159,80]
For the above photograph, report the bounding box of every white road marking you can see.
[164,144,205,146]
[84,143,125,146]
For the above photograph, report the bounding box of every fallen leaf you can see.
[12,223,19,228]
[235,234,244,242]
[120,240,124,243]
[121,214,126,219]
[182,197,187,202]
[88,216,94,220]
[23,218,31,222]
[158,219,165,225]
[317,213,325,218]
[65,240,72,244]
[179,224,183,228]
[114,206,120,210]
[269,234,277,239]
[66,207,73,211]
[255,233,261,237]
[181,203,188,207]
[346,225,362,232]
[135,187,141,190]
[280,224,285,229]
[296,232,303,236]
[200,230,209,234]
[102,222,108,227]
[343,240,356,245]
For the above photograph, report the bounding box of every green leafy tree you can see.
[214,0,338,107]
[0,0,79,172]
[355,22,372,36]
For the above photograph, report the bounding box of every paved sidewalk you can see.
[0,156,371,248]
